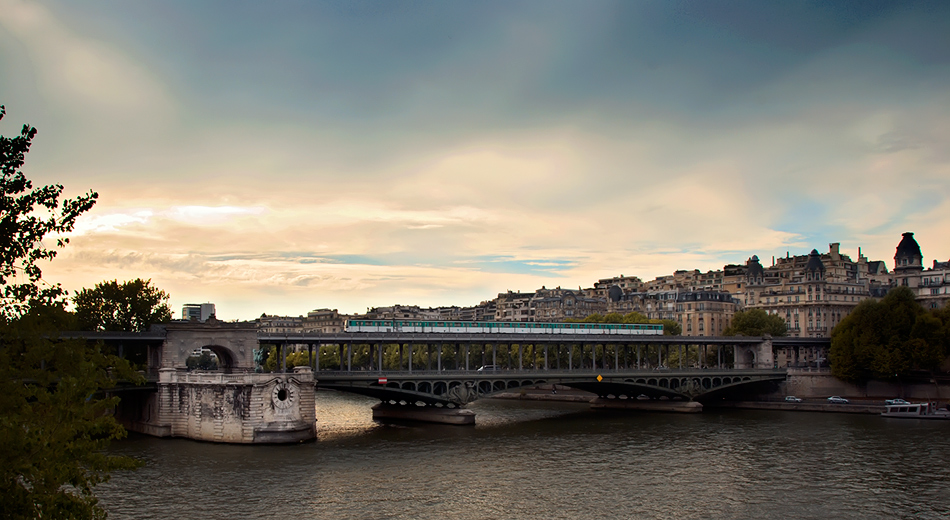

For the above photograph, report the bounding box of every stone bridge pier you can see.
[733,338,775,369]
[124,320,316,443]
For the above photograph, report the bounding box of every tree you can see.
[0,105,139,519]
[654,319,682,336]
[724,308,787,337]
[622,312,650,324]
[830,286,949,383]
[186,351,218,371]
[0,106,97,317]
[73,278,172,332]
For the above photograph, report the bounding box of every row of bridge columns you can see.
[283,342,740,372]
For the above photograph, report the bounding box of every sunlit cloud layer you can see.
[2,0,949,319]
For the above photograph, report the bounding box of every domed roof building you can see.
[891,232,950,310]
[894,232,924,283]
[804,249,825,281]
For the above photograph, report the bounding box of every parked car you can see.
[827,396,849,404]
[885,398,910,406]
[785,396,803,403]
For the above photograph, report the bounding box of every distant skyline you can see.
[2,1,948,320]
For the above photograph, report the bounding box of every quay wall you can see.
[782,369,949,402]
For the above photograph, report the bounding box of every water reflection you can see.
[99,391,950,520]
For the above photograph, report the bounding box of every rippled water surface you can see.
[98,392,950,519]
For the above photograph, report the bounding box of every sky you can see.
[1,0,949,321]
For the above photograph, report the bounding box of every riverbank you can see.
[707,400,884,414]
[491,384,896,415]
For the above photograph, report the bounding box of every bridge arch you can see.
[744,350,755,367]
[163,321,258,371]
[201,344,237,372]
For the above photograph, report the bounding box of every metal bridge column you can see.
[637,345,641,369]
[518,344,523,371]
[614,344,619,372]
[378,343,383,372]
[347,342,352,372]
[408,343,413,373]
[492,344,497,367]
[437,343,442,372]
[544,345,548,370]
[281,344,287,373]
[464,344,469,371]
[426,344,431,371]
[568,344,573,371]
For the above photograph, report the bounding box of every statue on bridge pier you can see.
[253,347,267,373]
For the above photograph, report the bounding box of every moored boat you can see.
[881,402,950,420]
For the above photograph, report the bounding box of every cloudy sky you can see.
[2,0,948,320]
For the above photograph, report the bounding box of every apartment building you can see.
[592,275,644,299]
[362,304,427,320]
[494,287,606,322]
[892,232,950,310]
[257,314,305,334]
[304,308,345,333]
[739,249,875,339]
[674,291,736,336]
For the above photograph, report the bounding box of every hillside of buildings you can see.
[190,232,949,370]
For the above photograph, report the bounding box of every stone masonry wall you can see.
[155,368,316,443]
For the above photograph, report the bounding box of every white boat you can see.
[881,402,950,420]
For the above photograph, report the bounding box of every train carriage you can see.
[344,319,663,335]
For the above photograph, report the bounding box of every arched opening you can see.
[744,350,756,367]
[200,345,236,373]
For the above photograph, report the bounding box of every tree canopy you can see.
[73,278,172,332]
[576,311,680,335]
[0,105,139,519]
[830,286,950,383]
[724,308,787,337]
[0,106,97,318]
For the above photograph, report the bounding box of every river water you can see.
[98,391,950,520]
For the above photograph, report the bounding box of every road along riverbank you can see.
[492,384,899,415]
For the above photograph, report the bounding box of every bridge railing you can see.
[159,369,299,384]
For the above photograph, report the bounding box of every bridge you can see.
[315,367,789,415]
[79,321,829,441]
